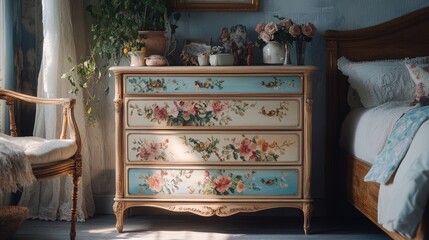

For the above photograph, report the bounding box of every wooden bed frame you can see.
[324,6,429,240]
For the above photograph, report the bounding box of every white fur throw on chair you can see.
[0,136,35,193]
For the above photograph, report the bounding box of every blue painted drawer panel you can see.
[127,167,300,198]
[125,76,301,94]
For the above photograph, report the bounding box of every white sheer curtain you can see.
[18,0,95,221]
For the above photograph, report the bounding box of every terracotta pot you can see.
[138,31,167,56]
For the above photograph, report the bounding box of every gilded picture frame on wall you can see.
[175,0,260,11]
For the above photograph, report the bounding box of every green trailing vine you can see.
[62,0,179,126]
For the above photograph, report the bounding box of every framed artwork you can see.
[175,0,260,11]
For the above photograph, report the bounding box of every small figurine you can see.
[179,51,198,66]
[246,41,253,66]
[230,24,249,64]
[232,42,240,66]
[217,24,251,65]
[219,27,231,53]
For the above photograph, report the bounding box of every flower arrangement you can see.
[122,32,147,57]
[255,15,317,49]
[211,45,227,54]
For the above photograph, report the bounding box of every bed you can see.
[324,6,429,240]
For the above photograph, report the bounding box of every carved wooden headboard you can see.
[323,6,429,204]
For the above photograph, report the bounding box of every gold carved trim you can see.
[167,204,261,216]
[114,98,123,113]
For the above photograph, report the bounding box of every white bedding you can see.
[340,101,413,164]
[340,101,429,239]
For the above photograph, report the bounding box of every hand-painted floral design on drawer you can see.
[127,131,301,164]
[127,168,300,197]
[126,98,301,128]
[125,76,302,94]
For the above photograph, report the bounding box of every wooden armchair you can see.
[0,89,82,240]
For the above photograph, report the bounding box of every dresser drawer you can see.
[126,97,302,129]
[124,75,302,94]
[126,167,301,198]
[126,131,301,164]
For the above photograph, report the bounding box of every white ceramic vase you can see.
[130,51,145,66]
[197,55,209,66]
[262,41,284,64]
[209,54,234,66]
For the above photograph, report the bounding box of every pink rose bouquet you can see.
[255,15,317,48]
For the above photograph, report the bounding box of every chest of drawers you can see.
[110,66,316,234]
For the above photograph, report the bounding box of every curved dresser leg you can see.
[303,202,313,234]
[113,201,125,233]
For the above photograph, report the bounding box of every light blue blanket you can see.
[365,106,429,184]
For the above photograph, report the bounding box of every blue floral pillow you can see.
[406,63,429,103]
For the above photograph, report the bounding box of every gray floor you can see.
[12,213,391,240]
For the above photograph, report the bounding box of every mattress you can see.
[340,101,429,238]
[339,101,413,164]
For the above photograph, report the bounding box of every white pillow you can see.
[405,63,429,102]
[337,56,429,108]
[347,87,363,109]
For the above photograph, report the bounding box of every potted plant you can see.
[62,0,179,125]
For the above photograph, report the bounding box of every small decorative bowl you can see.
[145,55,168,66]
[209,54,234,66]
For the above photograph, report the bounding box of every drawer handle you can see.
[147,79,165,89]
[261,80,281,88]
[260,107,278,116]
[260,77,296,89]
[194,79,224,89]
[259,102,289,120]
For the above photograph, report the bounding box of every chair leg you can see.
[70,172,79,240]
[70,156,81,240]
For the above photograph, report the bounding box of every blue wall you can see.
[173,0,429,199]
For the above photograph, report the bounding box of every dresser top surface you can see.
[109,65,317,75]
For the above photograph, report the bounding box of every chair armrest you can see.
[0,89,81,153]
[0,89,73,106]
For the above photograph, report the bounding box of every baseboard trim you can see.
[93,194,115,215]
